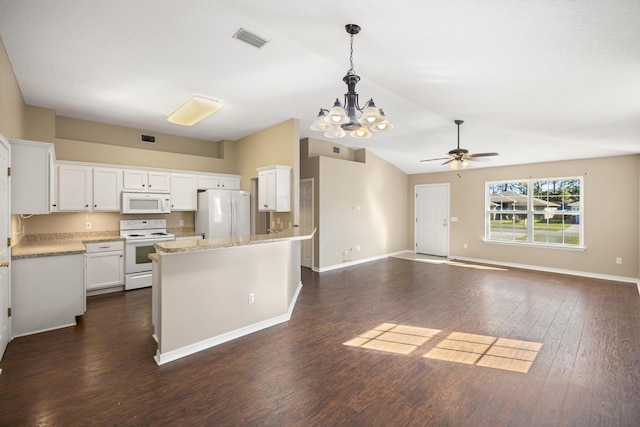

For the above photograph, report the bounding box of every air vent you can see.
[333,147,341,154]
[140,134,156,144]
[232,28,268,48]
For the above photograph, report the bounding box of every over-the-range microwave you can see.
[121,191,171,214]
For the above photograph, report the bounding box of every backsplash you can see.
[12,211,195,242]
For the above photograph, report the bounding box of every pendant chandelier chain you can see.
[347,33,356,76]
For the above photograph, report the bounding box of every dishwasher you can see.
[84,241,125,298]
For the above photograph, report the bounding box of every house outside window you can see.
[486,177,583,247]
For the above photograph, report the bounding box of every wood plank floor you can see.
[1,258,639,426]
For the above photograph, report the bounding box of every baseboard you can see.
[317,250,408,273]
[154,281,303,365]
[453,255,640,287]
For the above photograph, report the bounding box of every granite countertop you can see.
[11,231,124,259]
[154,227,316,254]
[11,227,202,259]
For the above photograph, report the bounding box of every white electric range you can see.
[120,219,175,290]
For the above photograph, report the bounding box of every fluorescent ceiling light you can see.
[167,96,222,126]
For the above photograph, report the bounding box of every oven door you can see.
[125,238,173,274]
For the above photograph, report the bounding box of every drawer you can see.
[85,241,125,253]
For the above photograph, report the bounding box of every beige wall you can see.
[21,107,239,174]
[300,137,408,270]
[0,36,26,140]
[408,155,640,278]
[236,119,300,227]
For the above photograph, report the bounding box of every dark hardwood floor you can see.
[1,258,639,426]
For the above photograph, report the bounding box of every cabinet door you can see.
[93,168,123,211]
[123,169,147,191]
[9,140,54,214]
[148,171,171,192]
[258,170,276,211]
[58,165,92,211]
[171,173,197,210]
[197,175,220,189]
[84,251,124,290]
[220,177,241,190]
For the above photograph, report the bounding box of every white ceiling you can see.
[1,0,639,174]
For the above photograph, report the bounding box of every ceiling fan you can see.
[420,120,499,169]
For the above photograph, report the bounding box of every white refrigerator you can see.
[195,190,251,238]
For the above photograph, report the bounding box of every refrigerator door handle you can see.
[231,200,236,236]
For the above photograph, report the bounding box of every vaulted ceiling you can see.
[1,0,639,174]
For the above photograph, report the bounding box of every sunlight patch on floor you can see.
[346,324,542,373]
[343,323,442,355]
[424,333,542,373]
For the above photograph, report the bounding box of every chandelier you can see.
[310,24,393,139]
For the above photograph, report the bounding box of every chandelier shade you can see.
[311,24,392,139]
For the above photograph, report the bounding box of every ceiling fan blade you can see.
[466,157,490,162]
[441,158,456,165]
[466,152,499,158]
[419,157,451,163]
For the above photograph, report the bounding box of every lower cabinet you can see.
[11,254,84,337]
[84,241,124,293]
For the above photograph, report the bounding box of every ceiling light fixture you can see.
[310,24,392,139]
[167,96,223,126]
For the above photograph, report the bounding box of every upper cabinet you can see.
[58,165,92,211]
[257,165,291,212]
[123,169,170,192]
[197,174,240,190]
[170,173,197,211]
[10,139,55,214]
[93,168,123,211]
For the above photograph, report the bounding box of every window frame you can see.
[485,177,584,249]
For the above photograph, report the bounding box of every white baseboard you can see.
[453,255,640,287]
[316,250,408,273]
[155,281,303,365]
[316,250,640,296]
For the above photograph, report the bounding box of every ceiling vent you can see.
[140,134,156,144]
[232,28,268,48]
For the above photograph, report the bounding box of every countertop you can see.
[11,228,204,259]
[154,227,316,254]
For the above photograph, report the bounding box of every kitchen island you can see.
[151,227,315,365]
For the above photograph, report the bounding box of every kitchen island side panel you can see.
[157,241,296,356]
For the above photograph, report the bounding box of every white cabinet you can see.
[257,165,291,212]
[11,254,84,337]
[123,169,170,192]
[10,139,55,214]
[170,173,197,210]
[93,168,123,211]
[84,241,124,292]
[197,174,241,190]
[58,164,92,211]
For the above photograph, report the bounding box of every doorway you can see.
[299,178,314,269]
[415,183,450,257]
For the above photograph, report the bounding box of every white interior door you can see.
[299,179,313,269]
[0,134,10,360]
[415,184,450,257]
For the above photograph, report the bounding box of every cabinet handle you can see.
[0,262,9,268]
[52,204,57,207]
[85,204,89,208]
[94,204,97,208]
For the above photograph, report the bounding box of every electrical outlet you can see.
[616,257,622,265]
[248,293,255,304]
[85,222,92,230]
[356,245,361,251]
[179,219,184,226]
[464,243,468,249]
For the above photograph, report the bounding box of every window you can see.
[486,177,582,247]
